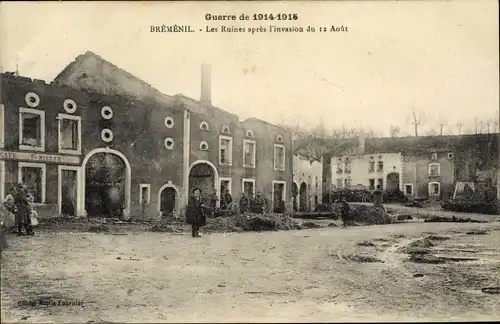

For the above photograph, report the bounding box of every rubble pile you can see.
[351,205,393,225]
[204,213,302,233]
[424,216,486,223]
[149,223,183,233]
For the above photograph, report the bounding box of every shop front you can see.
[0,150,82,218]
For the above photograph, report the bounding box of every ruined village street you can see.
[1,222,500,323]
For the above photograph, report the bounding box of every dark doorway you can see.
[61,169,77,216]
[160,187,176,217]
[85,153,126,218]
[292,182,298,211]
[189,163,216,207]
[299,182,307,212]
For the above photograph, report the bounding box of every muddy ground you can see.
[1,222,499,323]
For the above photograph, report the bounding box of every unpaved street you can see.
[1,222,500,323]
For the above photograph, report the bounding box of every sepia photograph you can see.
[0,0,499,322]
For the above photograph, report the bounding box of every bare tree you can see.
[408,108,425,137]
[438,119,447,136]
[389,125,400,137]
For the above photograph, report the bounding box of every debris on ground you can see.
[87,225,110,233]
[301,221,322,229]
[481,287,500,294]
[427,235,450,241]
[413,273,424,278]
[357,241,376,247]
[328,223,338,228]
[409,254,446,264]
[350,205,393,225]
[466,230,488,235]
[344,254,385,263]
[397,238,434,254]
[203,213,302,233]
[424,216,486,223]
[149,223,182,233]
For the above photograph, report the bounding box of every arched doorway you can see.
[188,161,218,208]
[292,182,298,211]
[299,182,308,212]
[159,185,178,217]
[83,149,131,218]
[386,172,400,191]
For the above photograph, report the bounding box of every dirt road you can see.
[1,222,500,323]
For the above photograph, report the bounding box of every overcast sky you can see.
[1,1,498,136]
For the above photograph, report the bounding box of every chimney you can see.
[357,129,366,154]
[200,63,211,104]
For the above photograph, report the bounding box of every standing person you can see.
[239,193,250,214]
[253,191,265,214]
[372,185,384,210]
[223,190,233,210]
[12,185,33,236]
[340,197,351,227]
[186,188,206,238]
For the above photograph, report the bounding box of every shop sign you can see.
[0,150,80,165]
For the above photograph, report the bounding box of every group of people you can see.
[185,188,271,238]
[0,183,38,253]
[239,190,267,214]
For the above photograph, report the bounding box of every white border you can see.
[25,92,40,108]
[101,106,113,119]
[0,160,5,203]
[404,183,414,196]
[81,148,132,218]
[57,113,82,155]
[164,117,174,128]
[428,162,441,176]
[139,183,151,204]
[428,181,441,196]
[101,129,113,143]
[188,160,220,208]
[273,144,286,171]
[63,99,77,114]
[18,162,46,204]
[271,180,287,211]
[57,165,81,215]
[158,181,180,216]
[221,125,231,134]
[219,177,232,195]
[243,139,256,168]
[219,135,233,166]
[242,178,256,196]
[164,137,175,150]
[377,160,384,172]
[0,104,4,149]
[200,121,210,130]
[19,107,45,152]
[199,141,209,151]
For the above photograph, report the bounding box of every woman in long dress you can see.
[12,185,34,236]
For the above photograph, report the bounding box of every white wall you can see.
[330,153,403,190]
[293,154,323,209]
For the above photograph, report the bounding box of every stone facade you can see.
[0,52,293,219]
[292,154,323,211]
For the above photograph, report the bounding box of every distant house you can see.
[322,132,499,201]
[292,137,323,212]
